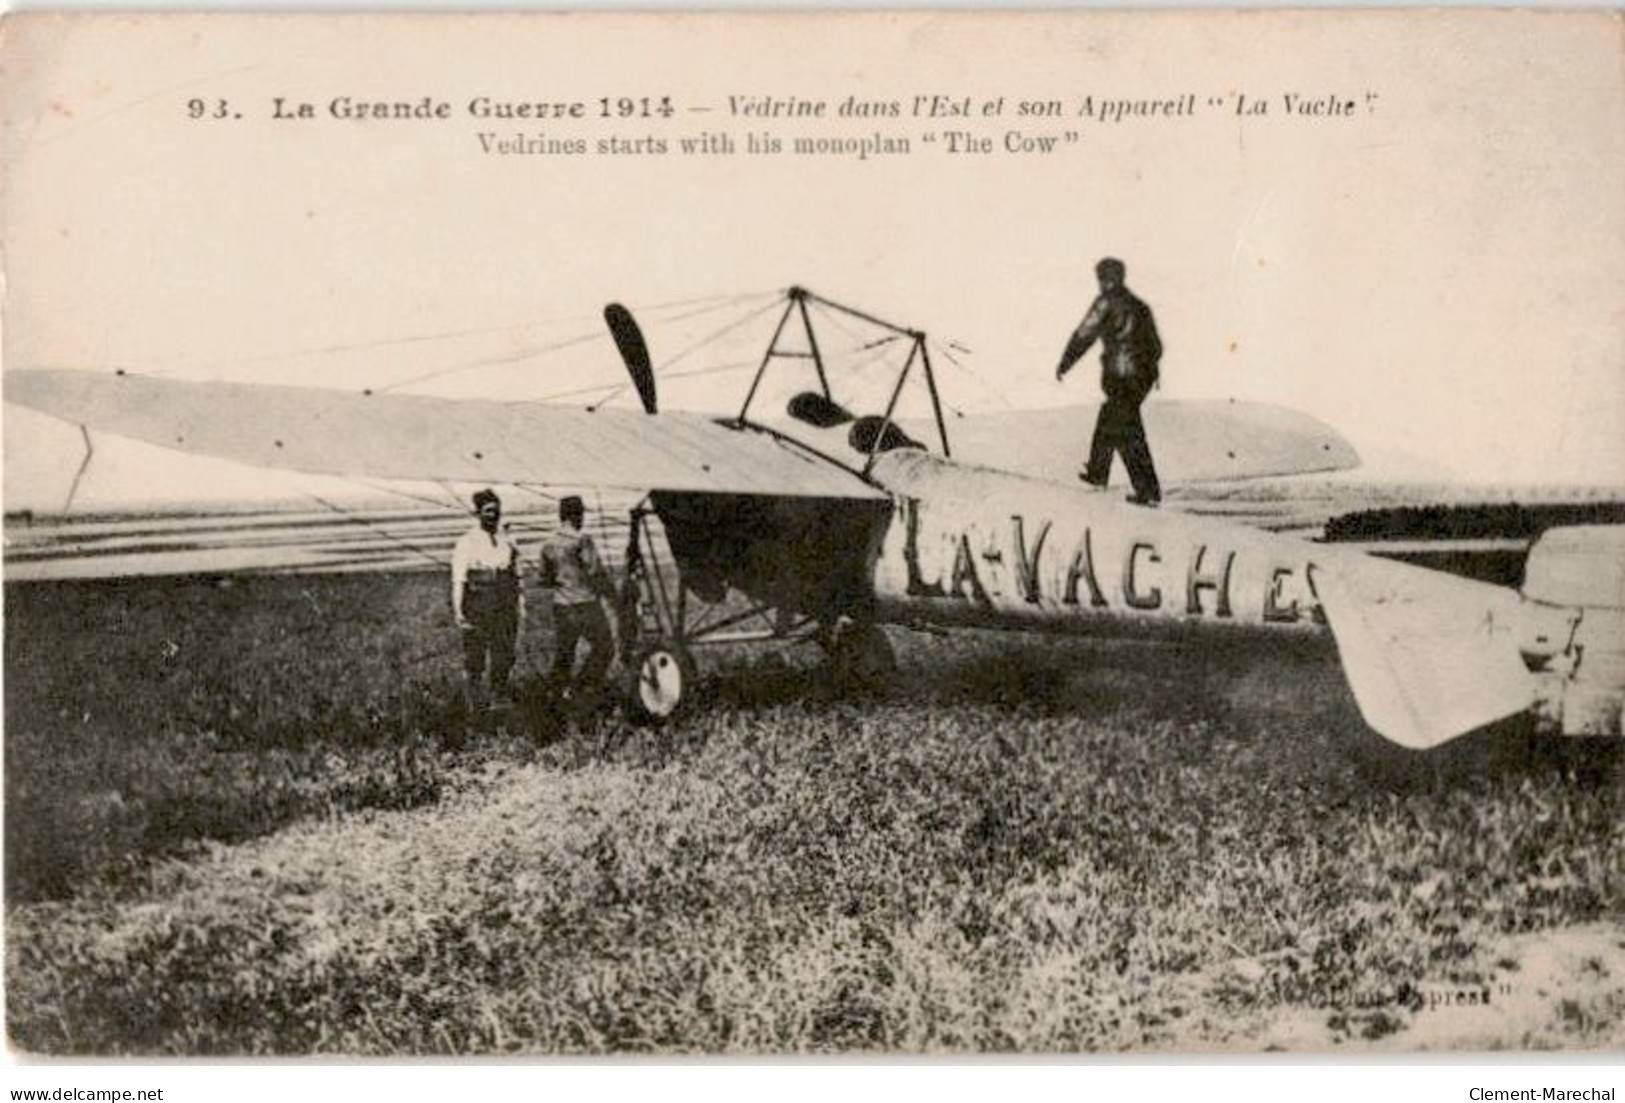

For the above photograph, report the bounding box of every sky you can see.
[2,10,1622,511]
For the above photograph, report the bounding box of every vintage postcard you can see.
[2,10,1622,1061]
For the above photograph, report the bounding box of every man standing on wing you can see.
[450,488,525,728]
[1054,256,1164,506]
[539,495,614,709]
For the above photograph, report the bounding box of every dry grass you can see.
[4,573,1622,1054]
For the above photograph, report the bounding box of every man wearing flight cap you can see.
[450,488,525,728]
[1054,257,1164,506]
[539,494,614,707]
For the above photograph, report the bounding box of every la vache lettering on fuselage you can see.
[869,454,1320,632]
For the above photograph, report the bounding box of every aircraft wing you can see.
[760,399,1358,488]
[4,370,886,500]
[903,401,1360,485]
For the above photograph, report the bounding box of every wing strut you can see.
[794,292,833,402]
[736,294,801,426]
[62,425,95,514]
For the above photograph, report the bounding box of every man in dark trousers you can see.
[450,488,525,728]
[539,495,614,706]
[1054,257,1163,506]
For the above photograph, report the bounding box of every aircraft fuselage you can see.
[866,451,1324,635]
[652,446,1616,746]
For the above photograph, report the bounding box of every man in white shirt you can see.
[450,488,524,724]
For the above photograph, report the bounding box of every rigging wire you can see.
[826,338,914,412]
[371,328,609,394]
[638,288,779,314]
[435,481,476,513]
[513,481,563,504]
[640,290,782,328]
[521,357,761,406]
[803,296,990,422]
[847,337,908,376]
[805,298,872,351]
[933,340,1016,413]
[808,302,913,377]
[88,291,781,396]
[346,477,473,515]
[523,379,622,405]
[654,295,789,373]
[576,296,787,411]
[105,289,778,375]
[659,358,761,386]
[563,294,784,403]
[169,322,579,369]
[377,293,783,403]
[305,492,448,568]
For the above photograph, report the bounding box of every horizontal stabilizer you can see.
[3,370,884,500]
[1313,554,1535,749]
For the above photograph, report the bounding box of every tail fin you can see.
[1312,556,1535,750]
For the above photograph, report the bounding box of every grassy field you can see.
[4,572,1622,1054]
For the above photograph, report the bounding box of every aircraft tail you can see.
[1312,554,1536,750]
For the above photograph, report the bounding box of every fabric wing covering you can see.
[4,370,886,500]
[896,401,1360,486]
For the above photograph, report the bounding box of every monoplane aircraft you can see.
[7,288,1622,748]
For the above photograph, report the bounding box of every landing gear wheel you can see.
[828,621,897,686]
[623,643,697,725]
